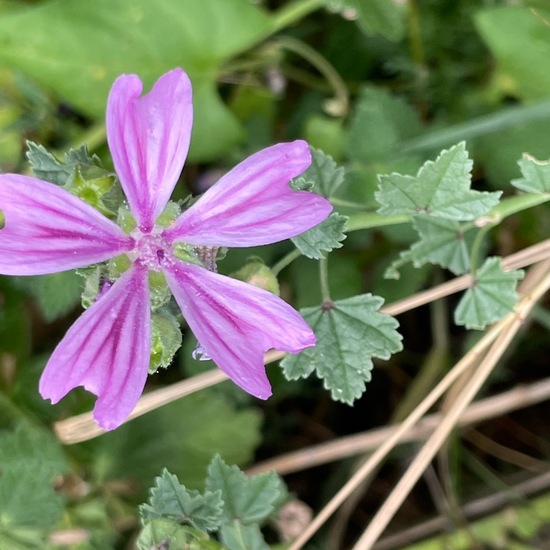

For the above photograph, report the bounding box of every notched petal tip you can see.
[38,266,151,431]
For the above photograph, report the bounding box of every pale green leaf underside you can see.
[454,257,524,330]
[385,216,477,279]
[376,142,501,220]
[292,213,348,260]
[281,294,403,403]
[512,154,550,193]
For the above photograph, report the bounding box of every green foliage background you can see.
[0,0,550,548]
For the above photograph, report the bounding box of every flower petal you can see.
[106,68,193,232]
[39,265,151,431]
[164,140,332,247]
[0,174,132,275]
[164,261,316,399]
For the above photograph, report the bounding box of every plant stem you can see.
[271,248,302,276]
[319,256,331,302]
[270,0,326,34]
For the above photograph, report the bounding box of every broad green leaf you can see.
[376,142,501,220]
[302,147,346,198]
[512,154,550,193]
[0,0,272,161]
[206,456,287,525]
[281,294,402,403]
[385,216,477,279]
[220,522,268,550]
[347,86,422,164]
[475,6,550,101]
[454,257,524,330]
[12,270,83,322]
[291,213,348,260]
[96,390,262,489]
[0,425,67,535]
[140,469,223,532]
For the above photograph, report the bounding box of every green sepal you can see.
[149,311,182,374]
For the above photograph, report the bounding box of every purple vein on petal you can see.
[39,265,151,431]
[164,140,333,247]
[0,174,133,275]
[164,261,316,399]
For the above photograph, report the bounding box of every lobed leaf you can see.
[385,216,477,279]
[140,469,223,532]
[281,294,402,403]
[376,142,501,220]
[291,213,348,260]
[454,257,524,330]
[512,154,550,193]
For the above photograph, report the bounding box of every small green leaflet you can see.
[385,216,477,279]
[206,455,286,525]
[140,469,223,532]
[292,213,348,260]
[26,141,103,186]
[512,154,550,193]
[302,147,345,198]
[220,523,268,550]
[291,148,348,258]
[137,519,223,550]
[281,294,402,403]
[454,257,524,330]
[376,142,501,220]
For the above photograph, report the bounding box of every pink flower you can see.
[0,69,332,430]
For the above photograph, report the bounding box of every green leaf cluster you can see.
[138,456,287,550]
[377,142,526,329]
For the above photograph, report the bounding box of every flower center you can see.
[131,229,173,271]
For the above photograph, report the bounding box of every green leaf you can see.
[0,425,67,535]
[512,154,550,193]
[291,213,348,260]
[140,469,223,532]
[454,257,524,330]
[347,86,422,164]
[149,311,182,373]
[206,456,287,525]
[137,519,222,550]
[12,270,83,322]
[475,6,550,101]
[96,390,261,489]
[301,147,346,198]
[376,142,501,220]
[281,294,402,403]
[385,216,477,279]
[220,522,268,550]
[0,0,272,161]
